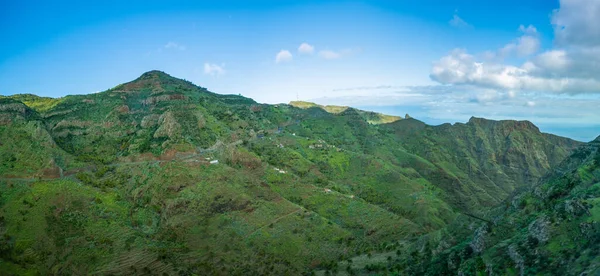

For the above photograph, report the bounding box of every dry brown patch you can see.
[159,149,178,161]
[141,94,187,106]
[116,105,130,113]
[40,166,61,178]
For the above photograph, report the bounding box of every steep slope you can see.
[383,117,581,213]
[0,71,583,275]
[0,98,79,178]
[389,136,600,275]
[38,71,234,163]
[322,138,600,275]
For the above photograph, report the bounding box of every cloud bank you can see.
[432,0,600,95]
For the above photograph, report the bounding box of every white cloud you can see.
[552,0,600,47]
[431,0,600,95]
[533,50,570,71]
[164,42,186,51]
[501,35,540,57]
[449,13,471,28]
[519,24,538,35]
[204,63,225,76]
[499,25,540,57]
[469,89,504,104]
[275,50,293,63]
[430,48,600,94]
[298,43,315,54]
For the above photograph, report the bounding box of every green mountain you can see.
[345,137,600,275]
[385,117,581,212]
[0,71,586,275]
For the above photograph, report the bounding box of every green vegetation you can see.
[290,100,403,124]
[0,70,590,275]
[320,141,600,275]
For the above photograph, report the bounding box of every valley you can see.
[0,71,595,275]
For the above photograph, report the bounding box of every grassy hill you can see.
[0,71,584,275]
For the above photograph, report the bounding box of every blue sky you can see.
[1,0,599,141]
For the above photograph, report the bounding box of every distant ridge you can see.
[289,100,402,124]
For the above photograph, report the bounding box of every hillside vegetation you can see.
[0,71,584,275]
[337,138,600,275]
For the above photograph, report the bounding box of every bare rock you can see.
[153,111,182,139]
[470,225,489,253]
[528,215,550,243]
[141,114,161,128]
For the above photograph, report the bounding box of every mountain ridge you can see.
[0,71,588,275]
[0,70,581,142]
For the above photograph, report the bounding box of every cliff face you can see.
[384,116,581,212]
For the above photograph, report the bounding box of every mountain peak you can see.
[113,70,196,93]
[468,116,540,133]
[467,116,490,125]
[139,70,172,79]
